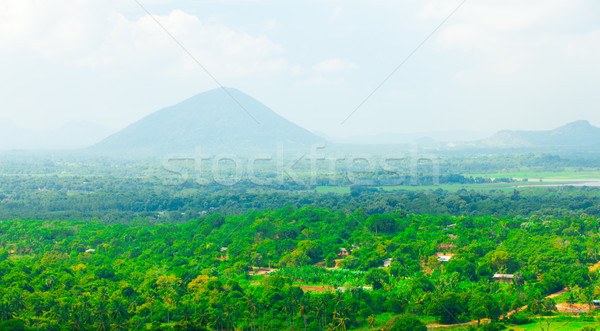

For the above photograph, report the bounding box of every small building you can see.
[218,247,229,260]
[338,248,349,256]
[337,286,373,293]
[382,258,393,268]
[492,273,514,283]
[592,300,600,305]
[437,255,452,263]
[85,249,96,253]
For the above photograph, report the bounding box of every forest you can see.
[1,154,600,330]
[2,206,600,330]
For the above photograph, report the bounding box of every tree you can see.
[364,269,389,290]
[0,319,31,331]
[383,314,426,331]
[428,292,466,324]
[445,256,477,281]
[367,214,397,234]
[251,252,263,267]
[325,253,337,268]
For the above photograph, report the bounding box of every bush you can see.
[0,319,32,331]
[383,314,427,331]
[507,311,532,325]
[479,321,503,331]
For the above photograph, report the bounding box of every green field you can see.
[510,320,600,330]
[469,167,600,180]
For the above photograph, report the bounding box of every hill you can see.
[479,120,600,149]
[91,88,324,155]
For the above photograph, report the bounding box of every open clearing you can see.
[511,320,600,330]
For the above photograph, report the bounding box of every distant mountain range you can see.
[0,120,116,150]
[477,120,600,149]
[91,88,324,155]
[2,88,599,155]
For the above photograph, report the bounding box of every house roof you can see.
[492,273,514,279]
[382,258,393,267]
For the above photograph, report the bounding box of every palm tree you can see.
[298,301,309,331]
[334,310,349,331]
[10,290,25,313]
[368,315,376,328]
[567,292,576,313]
[111,299,128,323]
[0,300,13,321]
[580,285,597,311]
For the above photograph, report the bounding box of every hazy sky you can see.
[1,0,599,138]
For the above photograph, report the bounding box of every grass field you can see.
[312,168,600,194]
[469,167,600,180]
[422,319,600,330]
[509,320,600,330]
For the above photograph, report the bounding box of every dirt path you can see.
[248,267,277,276]
[429,261,600,328]
[300,285,334,293]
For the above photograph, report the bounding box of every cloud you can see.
[0,0,290,79]
[422,0,577,32]
[312,57,357,73]
[0,0,110,57]
[424,0,600,78]
[566,29,600,62]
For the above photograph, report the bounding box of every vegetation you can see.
[2,154,600,329]
[1,205,600,329]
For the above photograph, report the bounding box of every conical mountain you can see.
[91,88,324,155]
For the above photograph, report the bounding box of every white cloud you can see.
[566,29,600,61]
[422,0,578,32]
[426,0,600,78]
[0,0,110,56]
[78,9,289,79]
[0,0,289,79]
[312,57,357,73]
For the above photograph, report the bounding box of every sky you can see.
[1,0,599,139]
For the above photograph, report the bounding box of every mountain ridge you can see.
[479,120,600,148]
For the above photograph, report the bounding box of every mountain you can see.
[0,119,116,150]
[479,120,600,148]
[91,88,324,155]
